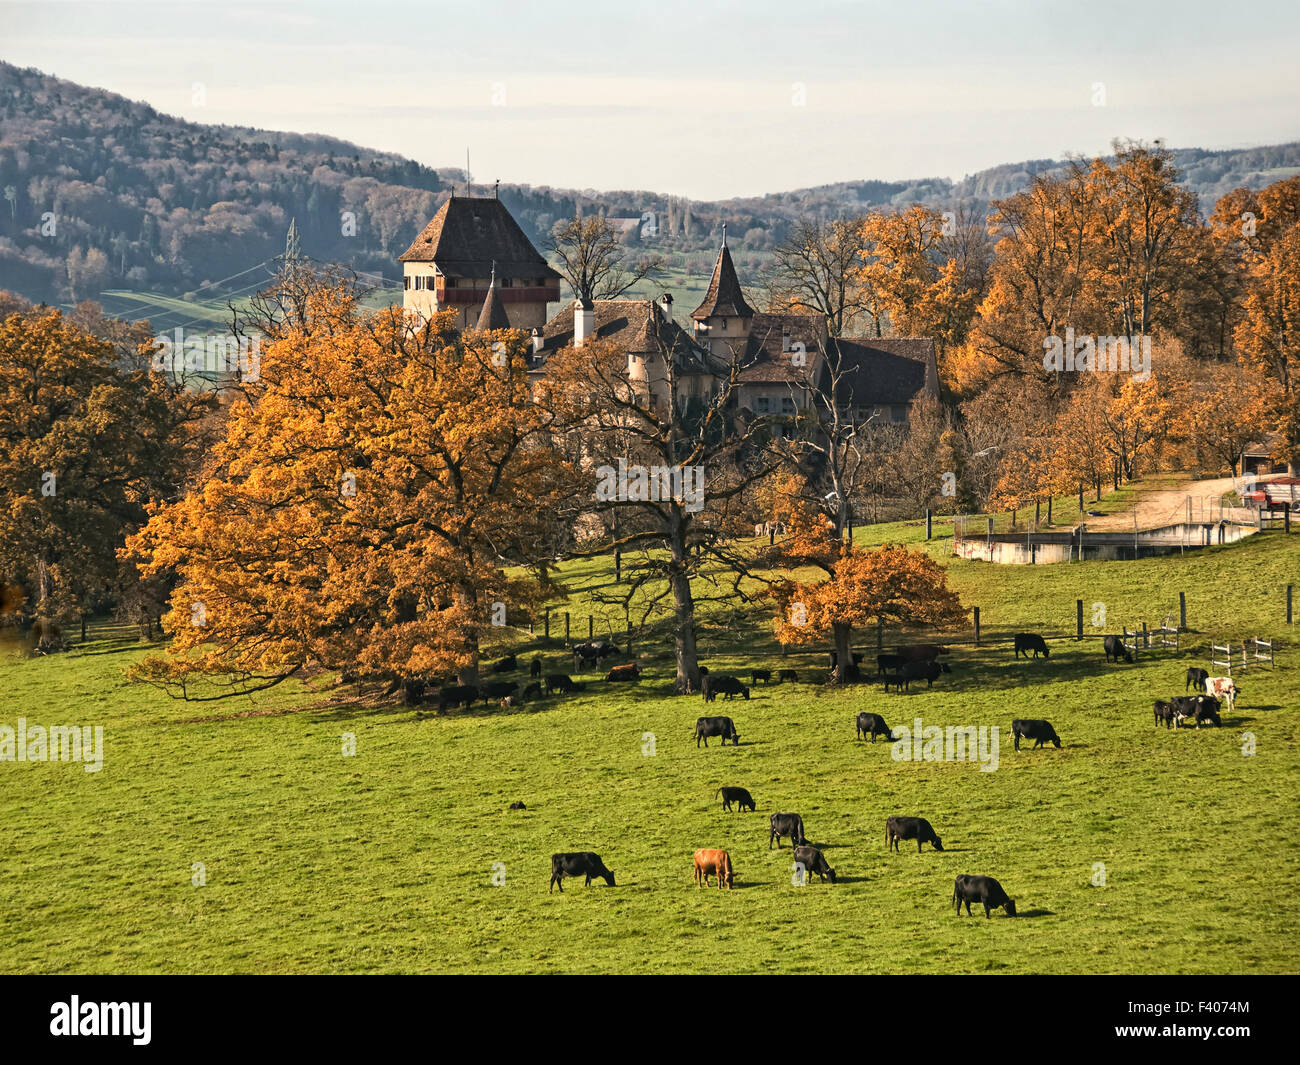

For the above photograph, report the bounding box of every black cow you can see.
[751,668,771,685]
[769,812,808,849]
[521,681,543,701]
[792,845,836,884]
[876,653,907,676]
[1013,633,1050,659]
[703,675,749,702]
[1103,635,1133,663]
[778,669,798,683]
[829,651,865,669]
[571,640,619,671]
[545,673,585,694]
[1176,694,1221,728]
[886,660,944,692]
[694,716,740,747]
[1153,699,1178,729]
[1012,718,1061,750]
[716,786,756,812]
[549,852,615,893]
[490,654,517,674]
[886,815,944,853]
[530,657,542,679]
[1185,667,1209,692]
[508,801,526,811]
[855,712,894,742]
[437,684,479,713]
[952,874,1016,918]
[481,680,518,703]
[895,644,948,662]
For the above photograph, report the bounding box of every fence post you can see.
[877,615,884,651]
[925,509,932,541]
[1141,620,1148,649]
[1288,585,1293,625]
[588,616,594,639]
[1179,591,1187,631]
[1286,508,1292,534]
[1076,599,1083,641]
[973,606,981,647]
[544,609,550,640]
[565,612,570,643]
[986,517,994,539]
[627,620,633,655]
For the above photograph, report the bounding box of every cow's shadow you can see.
[1013,908,1056,919]
[829,874,871,885]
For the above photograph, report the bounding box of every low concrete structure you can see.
[953,522,1259,564]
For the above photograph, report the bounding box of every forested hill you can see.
[3,61,1299,305]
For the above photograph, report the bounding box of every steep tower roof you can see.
[474,268,512,331]
[691,229,755,320]
[399,195,560,280]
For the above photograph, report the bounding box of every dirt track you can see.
[1081,474,1257,531]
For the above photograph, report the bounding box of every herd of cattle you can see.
[436,629,1251,910]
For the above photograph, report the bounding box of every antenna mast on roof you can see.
[466,148,471,197]
[722,222,727,248]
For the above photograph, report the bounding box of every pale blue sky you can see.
[3,0,1298,199]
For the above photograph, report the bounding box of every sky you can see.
[3,0,1299,200]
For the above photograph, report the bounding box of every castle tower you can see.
[690,224,755,356]
[399,194,560,329]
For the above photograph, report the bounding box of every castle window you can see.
[781,398,797,415]
[756,397,772,414]
[445,278,457,288]
[404,276,410,290]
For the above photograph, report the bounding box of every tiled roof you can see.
[398,195,560,280]
[474,283,511,330]
[828,337,938,405]
[537,300,703,364]
[691,243,756,319]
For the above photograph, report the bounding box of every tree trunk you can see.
[832,621,856,684]
[668,514,701,694]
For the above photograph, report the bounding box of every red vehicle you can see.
[1243,477,1300,512]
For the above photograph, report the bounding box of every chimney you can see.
[657,293,673,323]
[531,327,543,355]
[781,328,791,354]
[573,298,595,348]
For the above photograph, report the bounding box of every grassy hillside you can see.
[0,521,1296,974]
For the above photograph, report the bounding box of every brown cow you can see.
[605,662,641,683]
[693,848,734,890]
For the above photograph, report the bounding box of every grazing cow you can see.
[703,675,750,702]
[952,874,1016,918]
[693,848,734,890]
[490,654,517,674]
[508,801,526,810]
[1185,667,1208,693]
[792,844,836,884]
[887,660,944,692]
[481,680,518,703]
[1013,633,1050,659]
[549,852,615,894]
[716,786,756,812]
[769,812,808,849]
[530,657,542,679]
[1153,699,1179,729]
[778,669,798,683]
[751,668,772,685]
[886,815,944,853]
[698,666,709,677]
[855,712,894,742]
[521,681,543,701]
[545,673,585,695]
[1011,718,1061,751]
[437,684,479,713]
[605,662,641,683]
[1205,677,1237,712]
[1103,635,1133,663]
[1188,694,1222,728]
[876,653,907,676]
[572,640,619,671]
[895,644,949,663]
[694,716,740,747]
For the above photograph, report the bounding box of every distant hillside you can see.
[3,61,1299,306]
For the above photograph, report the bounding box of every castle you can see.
[399,195,938,424]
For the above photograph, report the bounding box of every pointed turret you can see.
[475,263,511,331]
[691,225,755,321]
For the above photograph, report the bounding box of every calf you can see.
[481,680,518,703]
[1013,633,1050,659]
[508,801,526,811]
[694,716,740,747]
[521,681,543,701]
[716,786,756,812]
[769,812,808,849]
[1185,667,1208,693]
[778,669,798,683]
[605,662,641,683]
[886,815,944,853]
[545,673,585,695]
[437,684,479,713]
[549,852,615,893]
[490,654,517,674]
[1103,635,1133,663]
[952,874,1016,918]
[1011,718,1061,751]
[1205,676,1237,712]
[703,675,750,702]
[792,845,836,885]
[855,712,894,742]
[530,657,542,679]
[877,653,907,676]
[693,848,734,889]
[751,668,772,685]
[1153,699,1179,729]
